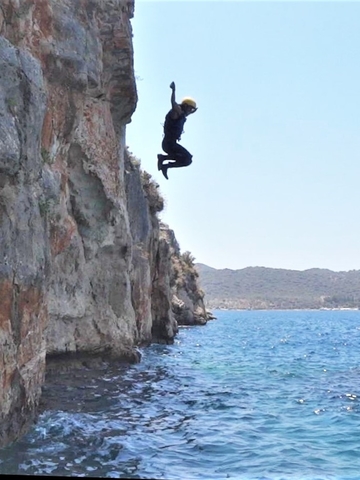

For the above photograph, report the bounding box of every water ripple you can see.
[2,310,360,478]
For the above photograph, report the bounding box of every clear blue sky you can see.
[126,0,360,272]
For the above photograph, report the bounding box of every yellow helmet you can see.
[181,97,197,109]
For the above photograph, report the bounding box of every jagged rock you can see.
[0,0,140,448]
[151,228,178,343]
[124,152,156,345]
[160,225,211,326]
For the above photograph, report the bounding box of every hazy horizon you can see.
[196,262,360,273]
[127,1,360,272]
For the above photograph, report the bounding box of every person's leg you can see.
[160,139,193,179]
[162,138,192,165]
[157,154,167,171]
[167,143,192,168]
[158,138,173,171]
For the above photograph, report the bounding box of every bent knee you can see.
[185,155,192,166]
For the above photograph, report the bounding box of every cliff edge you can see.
[0,0,211,448]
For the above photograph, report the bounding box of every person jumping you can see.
[157,81,197,180]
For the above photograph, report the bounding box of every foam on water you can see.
[1,310,360,479]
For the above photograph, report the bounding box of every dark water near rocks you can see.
[2,310,360,479]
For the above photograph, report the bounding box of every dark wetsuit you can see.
[161,111,192,167]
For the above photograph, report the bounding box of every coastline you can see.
[209,307,360,312]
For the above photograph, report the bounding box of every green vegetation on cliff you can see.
[196,264,360,310]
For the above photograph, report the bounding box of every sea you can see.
[1,309,360,480]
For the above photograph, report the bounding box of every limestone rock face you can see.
[124,153,179,344]
[0,36,47,447]
[162,227,210,326]
[11,0,139,359]
[151,228,179,342]
[0,0,210,448]
[124,153,156,345]
[0,0,139,447]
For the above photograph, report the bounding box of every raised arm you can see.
[169,81,182,118]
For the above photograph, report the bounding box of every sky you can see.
[126,0,360,272]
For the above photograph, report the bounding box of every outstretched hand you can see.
[170,81,175,90]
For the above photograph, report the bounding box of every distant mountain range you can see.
[195,264,360,310]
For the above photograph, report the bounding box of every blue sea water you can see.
[1,310,360,479]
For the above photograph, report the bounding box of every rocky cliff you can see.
[0,0,210,448]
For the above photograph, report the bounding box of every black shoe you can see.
[157,154,165,171]
[161,165,169,180]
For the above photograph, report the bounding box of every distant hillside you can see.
[196,263,360,310]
